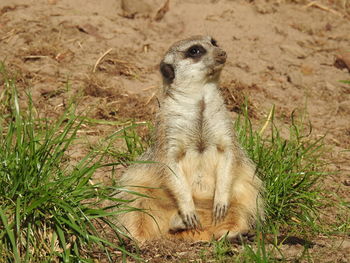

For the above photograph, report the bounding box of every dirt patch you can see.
[81,74,158,121]
[1,0,349,261]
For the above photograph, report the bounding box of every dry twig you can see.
[93,48,113,73]
[145,92,156,105]
[305,1,343,17]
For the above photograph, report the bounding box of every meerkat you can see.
[117,35,264,242]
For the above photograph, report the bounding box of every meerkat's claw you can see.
[183,211,201,229]
[213,202,228,224]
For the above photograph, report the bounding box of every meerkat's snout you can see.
[214,49,227,64]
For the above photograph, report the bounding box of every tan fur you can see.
[116,36,264,243]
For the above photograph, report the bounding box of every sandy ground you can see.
[0,0,349,261]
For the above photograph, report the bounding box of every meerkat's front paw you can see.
[180,210,201,229]
[213,201,229,224]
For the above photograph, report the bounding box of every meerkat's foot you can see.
[169,212,187,233]
[217,230,255,244]
[229,231,255,244]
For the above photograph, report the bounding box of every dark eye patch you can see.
[210,38,218,47]
[185,45,206,59]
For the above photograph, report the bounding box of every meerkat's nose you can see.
[215,49,227,64]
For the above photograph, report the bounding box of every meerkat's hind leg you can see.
[117,167,173,242]
[169,212,187,233]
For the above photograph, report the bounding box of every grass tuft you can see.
[235,105,325,232]
[0,63,136,262]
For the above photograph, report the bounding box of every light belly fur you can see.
[177,146,220,200]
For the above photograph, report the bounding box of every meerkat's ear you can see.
[160,62,175,84]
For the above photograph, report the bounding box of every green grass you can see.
[340,80,350,85]
[235,105,325,232]
[0,64,139,262]
[0,61,330,262]
[104,123,153,167]
[228,105,325,262]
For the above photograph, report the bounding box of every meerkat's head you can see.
[160,35,227,88]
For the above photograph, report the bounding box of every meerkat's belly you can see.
[177,147,220,200]
[166,93,233,199]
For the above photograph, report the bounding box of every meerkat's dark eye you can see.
[211,38,218,47]
[185,45,206,59]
